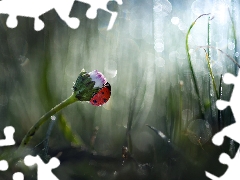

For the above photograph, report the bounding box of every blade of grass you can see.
[218,75,223,130]
[228,7,238,75]
[199,46,240,68]
[44,116,56,156]
[203,49,219,99]
[186,13,210,118]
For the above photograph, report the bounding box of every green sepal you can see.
[73,70,100,101]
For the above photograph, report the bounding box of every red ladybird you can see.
[90,82,111,106]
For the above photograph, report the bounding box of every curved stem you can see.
[19,93,78,149]
[186,13,210,118]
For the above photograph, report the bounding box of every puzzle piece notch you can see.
[214,71,240,146]
[206,147,240,180]
[0,160,8,171]
[78,0,122,30]
[24,155,60,180]
[0,0,80,31]
[205,71,240,179]
[0,126,15,146]
[12,172,24,180]
[216,72,240,120]
[0,0,122,31]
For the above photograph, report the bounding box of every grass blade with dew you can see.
[228,7,238,75]
[203,49,219,99]
[146,124,170,143]
[186,13,210,118]
[199,46,240,68]
[218,75,223,131]
[43,116,57,156]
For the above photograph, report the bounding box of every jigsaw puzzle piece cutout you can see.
[217,72,240,120]
[24,155,60,180]
[0,126,15,146]
[214,71,240,146]
[77,0,122,30]
[12,172,24,180]
[0,0,79,31]
[0,160,8,171]
[206,147,240,180]
[52,0,80,29]
[212,122,240,146]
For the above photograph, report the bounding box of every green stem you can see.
[186,13,210,117]
[204,49,219,99]
[19,93,78,149]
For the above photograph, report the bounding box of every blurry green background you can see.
[0,0,239,179]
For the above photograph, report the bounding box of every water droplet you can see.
[51,116,56,120]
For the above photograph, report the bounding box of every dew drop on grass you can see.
[187,119,212,146]
[51,116,56,120]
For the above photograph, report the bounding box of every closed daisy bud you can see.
[73,69,107,101]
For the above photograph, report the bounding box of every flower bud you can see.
[73,69,107,101]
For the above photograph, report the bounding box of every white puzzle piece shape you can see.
[0,0,122,31]
[0,0,79,31]
[205,71,240,179]
[0,160,8,171]
[0,126,15,146]
[24,155,60,180]
[77,0,122,30]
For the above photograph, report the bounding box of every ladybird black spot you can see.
[102,92,104,94]
[93,100,97,103]
[103,98,107,102]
